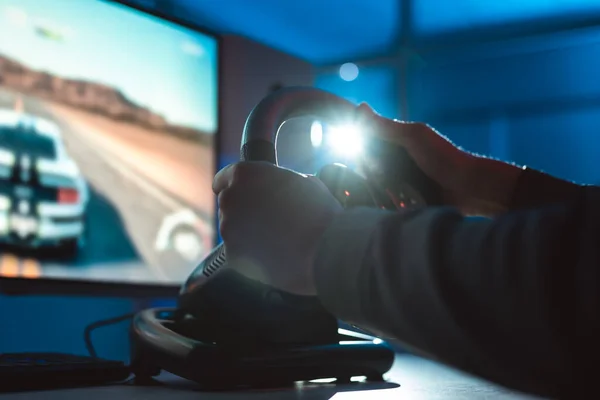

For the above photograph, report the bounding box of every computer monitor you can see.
[0,0,219,297]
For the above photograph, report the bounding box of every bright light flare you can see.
[310,121,323,148]
[327,124,363,157]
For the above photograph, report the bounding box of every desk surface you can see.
[0,355,542,400]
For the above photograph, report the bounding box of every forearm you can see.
[466,156,584,211]
[313,188,600,398]
[510,166,584,209]
[460,155,584,216]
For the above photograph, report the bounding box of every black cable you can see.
[84,313,135,358]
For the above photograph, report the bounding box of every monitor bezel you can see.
[0,0,222,298]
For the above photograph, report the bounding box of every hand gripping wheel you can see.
[130,87,442,389]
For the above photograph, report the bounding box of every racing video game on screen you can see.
[0,0,218,284]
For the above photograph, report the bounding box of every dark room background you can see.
[3,0,600,361]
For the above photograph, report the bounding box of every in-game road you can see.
[0,88,215,284]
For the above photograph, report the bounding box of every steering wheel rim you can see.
[239,85,443,208]
[240,87,358,165]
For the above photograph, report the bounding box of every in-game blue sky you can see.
[0,0,218,133]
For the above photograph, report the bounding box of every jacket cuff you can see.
[313,208,392,323]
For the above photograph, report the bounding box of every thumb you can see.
[356,102,377,116]
[356,103,413,145]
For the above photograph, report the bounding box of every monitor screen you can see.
[0,0,218,287]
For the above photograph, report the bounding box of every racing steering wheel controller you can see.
[130,87,443,389]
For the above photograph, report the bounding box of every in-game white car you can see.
[0,109,89,257]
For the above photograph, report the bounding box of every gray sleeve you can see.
[313,187,600,398]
